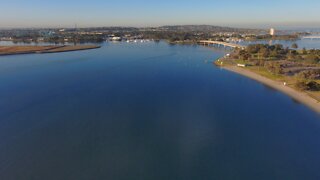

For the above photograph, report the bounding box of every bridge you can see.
[302,36,320,39]
[199,40,246,49]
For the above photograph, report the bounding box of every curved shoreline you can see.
[223,66,320,114]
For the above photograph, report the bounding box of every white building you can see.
[110,37,122,41]
[270,28,275,36]
[237,64,247,67]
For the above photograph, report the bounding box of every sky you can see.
[1,0,320,29]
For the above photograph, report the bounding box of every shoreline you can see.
[0,45,101,56]
[223,65,320,114]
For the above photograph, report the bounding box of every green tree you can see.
[295,81,320,91]
[291,43,298,49]
[270,50,279,58]
[261,48,270,58]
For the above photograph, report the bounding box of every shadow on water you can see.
[262,84,278,92]
[262,83,303,105]
[291,98,302,105]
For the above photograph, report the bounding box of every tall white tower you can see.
[270,28,275,36]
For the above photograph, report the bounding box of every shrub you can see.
[295,81,320,91]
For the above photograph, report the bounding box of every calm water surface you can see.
[0,42,319,180]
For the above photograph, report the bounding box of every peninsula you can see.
[0,45,100,56]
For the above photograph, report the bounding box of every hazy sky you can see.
[1,0,320,29]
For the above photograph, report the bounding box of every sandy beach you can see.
[224,66,320,114]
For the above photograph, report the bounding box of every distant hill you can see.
[75,25,265,34]
[158,25,264,33]
[0,25,266,34]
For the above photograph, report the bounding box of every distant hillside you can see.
[0,25,266,34]
[159,25,264,33]
[77,27,139,32]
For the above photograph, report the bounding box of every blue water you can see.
[0,42,319,180]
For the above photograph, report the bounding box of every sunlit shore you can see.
[220,64,320,114]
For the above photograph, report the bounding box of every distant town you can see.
[0,25,311,44]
